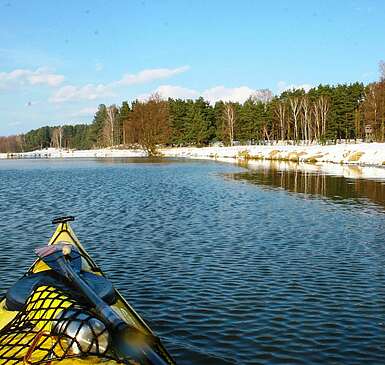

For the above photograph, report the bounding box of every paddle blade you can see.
[35,243,82,273]
[113,327,168,365]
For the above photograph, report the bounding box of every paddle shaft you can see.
[56,255,126,330]
[55,254,168,365]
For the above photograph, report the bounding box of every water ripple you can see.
[0,158,384,364]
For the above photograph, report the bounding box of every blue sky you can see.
[0,0,384,135]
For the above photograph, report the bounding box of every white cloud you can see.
[50,84,113,103]
[277,81,313,94]
[144,84,262,104]
[202,86,256,104]
[70,107,98,117]
[0,67,64,88]
[115,66,189,86]
[50,65,190,103]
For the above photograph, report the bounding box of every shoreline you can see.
[1,142,385,169]
[161,143,385,167]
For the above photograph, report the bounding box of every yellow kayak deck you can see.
[0,221,174,365]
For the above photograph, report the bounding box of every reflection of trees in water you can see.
[228,162,385,209]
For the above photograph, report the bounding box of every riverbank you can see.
[162,143,385,167]
[233,158,385,181]
[1,142,385,167]
[0,148,146,159]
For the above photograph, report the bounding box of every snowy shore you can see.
[162,143,385,180]
[1,143,385,179]
[0,148,146,159]
[1,143,385,165]
[161,143,385,167]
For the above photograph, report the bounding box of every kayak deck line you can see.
[0,218,176,365]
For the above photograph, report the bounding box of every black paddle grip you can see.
[52,216,75,225]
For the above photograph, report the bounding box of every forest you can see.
[1,66,385,155]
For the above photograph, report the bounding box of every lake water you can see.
[0,158,385,365]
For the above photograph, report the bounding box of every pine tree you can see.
[89,104,107,147]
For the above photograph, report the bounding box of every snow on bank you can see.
[161,143,385,167]
[0,147,146,159]
[1,143,385,171]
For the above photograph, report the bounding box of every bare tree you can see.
[260,89,273,105]
[301,96,311,142]
[361,81,385,141]
[128,94,170,155]
[273,100,287,141]
[59,127,63,148]
[318,96,330,137]
[379,60,385,82]
[51,127,63,149]
[312,101,321,141]
[251,89,273,104]
[377,82,384,141]
[289,97,301,142]
[262,125,271,142]
[105,105,118,147]
[15,135,25,152]
[367,84,378,130]
[223,103,236,146]
[0,135,23,153]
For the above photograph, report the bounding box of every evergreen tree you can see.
[119,101,131,145]
[184,98,215,145]
[169,98,189,145]
[89,104,107,147]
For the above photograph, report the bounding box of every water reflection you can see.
[93,157,211,166]
[226,160,385,210]
[95,157,174,164]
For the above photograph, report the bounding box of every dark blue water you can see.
[0,158,385,365]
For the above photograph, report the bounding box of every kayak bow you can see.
[0,217,176,365]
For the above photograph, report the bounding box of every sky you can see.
[0,0,384,135]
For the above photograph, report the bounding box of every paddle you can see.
[36,244,168,365]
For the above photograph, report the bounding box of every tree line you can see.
[1,65,385,154]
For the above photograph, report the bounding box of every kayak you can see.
[0,217,176,365]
